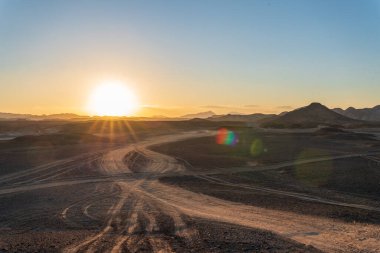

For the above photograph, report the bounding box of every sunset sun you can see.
[87,81,138,116]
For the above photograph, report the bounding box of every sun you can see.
[87,81,138,116]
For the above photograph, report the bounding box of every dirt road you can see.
[0,131,379,252]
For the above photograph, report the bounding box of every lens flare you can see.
[250,139,264,157]
[216,128,238,146]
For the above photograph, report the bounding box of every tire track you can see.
[194,174,380,212]
[3,131,380,252]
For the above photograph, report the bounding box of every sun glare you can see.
[87,81,138,116]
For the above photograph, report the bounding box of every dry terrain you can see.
[0,123,379,252]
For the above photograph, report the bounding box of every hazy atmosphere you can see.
[1,1,380,253]
[1,0,380,116]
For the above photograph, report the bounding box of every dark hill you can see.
[261,103,361,128]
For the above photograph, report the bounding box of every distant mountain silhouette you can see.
[0,113,33,120]
[180,111,215,119]
[208,113,274,122]
[333,105,380,122]
[0,112,86,120]
[261,102,360,128]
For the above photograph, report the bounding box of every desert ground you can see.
[0,121,379,252]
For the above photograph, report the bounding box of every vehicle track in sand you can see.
[70,131,380,252]
[1,131,380,252]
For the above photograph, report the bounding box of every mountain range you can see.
[1,103,380,129]
[0,113,87,120]
[207,113,275,122]
[180,111,216,119]
[260,103,361,128]
[333,105,380,122]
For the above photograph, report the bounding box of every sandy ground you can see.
[0,131,379,252]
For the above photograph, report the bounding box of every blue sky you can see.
[0,0,379,115]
